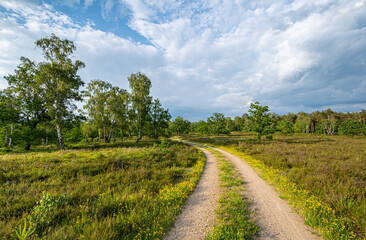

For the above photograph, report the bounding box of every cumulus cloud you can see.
[1,0,365,120]
[120,0,366,117]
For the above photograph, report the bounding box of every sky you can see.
[0,0,365,121]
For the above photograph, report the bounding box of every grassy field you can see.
[0,140,205,239]
[184,133,366,238]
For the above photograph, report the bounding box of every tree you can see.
[195,120,208,134]
[35,34,85,150]
[338,119,366,136]
[148,98,171,139]
[170,116,190,135]
[320,108,339,135]
[128,72,152,143]
[278,120,294,135]
[0,90,19,147]
[107,87,130,142]
[83,81,129,143]
[83,80,111,142]
[5,57,49,150]
[248,101,272,139]
[207,113,229,134]
[294,112,311,133]
[233,116,242,131]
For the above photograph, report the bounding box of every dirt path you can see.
[214,147,321,240]
[164,147,220,240]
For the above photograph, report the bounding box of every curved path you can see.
[213,147,322,240]
[164,147,220,240]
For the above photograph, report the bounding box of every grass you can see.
[184,132,365,239]
[206,148,258,240]
[0,140,206,239]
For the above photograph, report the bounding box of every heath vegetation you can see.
[184,132,365,238]
[0,140,205,239]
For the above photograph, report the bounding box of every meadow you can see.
[184,133,366,238]
[0,140,205,239]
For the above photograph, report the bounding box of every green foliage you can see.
[195,120,209,134]
[83,80,130,143]
[207,113,229,135]
[128,72,152,143]
[5,57,47,150]
[338,119,366,136]
[147,98,171,139]
[170,116,190,135]
[248,101,272,139]
[28,192,68,229]
[13,219,35,240]
[277,120,294,135]
[4,34,85,150]
[36,34,85,150]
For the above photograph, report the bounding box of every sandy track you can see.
[164,147,220,240]
[213,147,321,240]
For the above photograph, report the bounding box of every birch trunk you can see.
[103,122,107,143]
[56,123,65,150]
[4,124,8,147]
[136,127,142,143]
[8,123,13,148]
[107,121,116,143]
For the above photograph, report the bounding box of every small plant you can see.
[28,192,68,229]
[13,219,35,240]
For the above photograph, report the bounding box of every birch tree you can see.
[83,80,129,143]
[36,34,85,150]
[128,72,152,143]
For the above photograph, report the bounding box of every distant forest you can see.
[1,35,365,150]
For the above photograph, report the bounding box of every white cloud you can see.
[84,0,94,9]
[0,2,161,90]
[1,0,366,120]
[101,0,114,20]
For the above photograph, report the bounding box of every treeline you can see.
[172,103,366,138]
[0,34,171,150]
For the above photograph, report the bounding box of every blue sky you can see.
[0,0,366,121]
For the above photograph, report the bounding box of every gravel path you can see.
[214,147,322,240]
[164,147,220,240]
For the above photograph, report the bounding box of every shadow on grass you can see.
[184,133,335,147]
[0,139,161,156]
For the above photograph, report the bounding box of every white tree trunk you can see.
[8,123,13,148]
[4,124,8,147]
[56,123,65,150]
